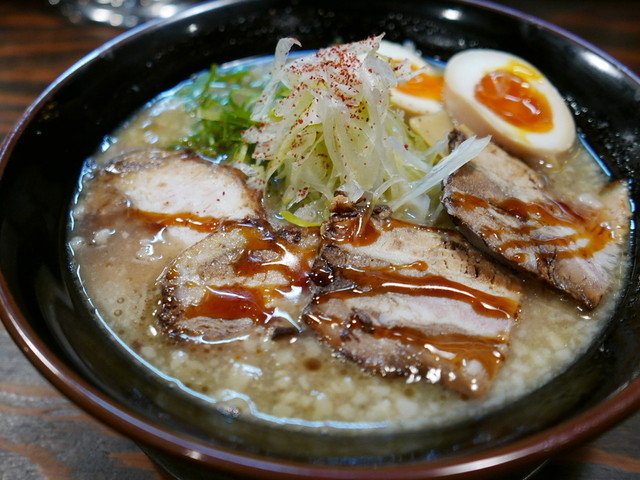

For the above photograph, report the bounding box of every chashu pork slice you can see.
[158,220,320,343]
[442,130,631,309]
[303,202,522,398]
[81,148,264,248]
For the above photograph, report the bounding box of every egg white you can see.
[443,49,576,162]
[377,40,444,115]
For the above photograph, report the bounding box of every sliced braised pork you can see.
[443,131,631,309]
[81,148,264,248]
[303,199,522,398]
[157,220,320,343]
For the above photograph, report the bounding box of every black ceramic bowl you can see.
[1,1,639,478]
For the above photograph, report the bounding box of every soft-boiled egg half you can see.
[443,49,576,162]
[377,40,444,115]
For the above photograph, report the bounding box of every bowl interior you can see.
[1,0,640,476]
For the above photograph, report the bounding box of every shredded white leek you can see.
[243,36,489,225]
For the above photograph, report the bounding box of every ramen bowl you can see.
[1,0,639,478]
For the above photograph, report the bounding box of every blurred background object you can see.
[48,0,202,27]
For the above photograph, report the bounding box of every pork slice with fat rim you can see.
[303,200,523,398]
[81,148,264,249]
[442,130,631,309]
[157,220,320,343]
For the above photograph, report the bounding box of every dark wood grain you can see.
[0,0,639,478]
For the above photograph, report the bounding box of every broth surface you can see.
[67,55,628,431]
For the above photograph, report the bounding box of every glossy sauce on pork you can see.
[304,201,523,397]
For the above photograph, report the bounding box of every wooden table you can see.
[1,0,639,478]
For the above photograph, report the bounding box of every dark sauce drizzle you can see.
[312,263,519,320]
[450,191,615,262]
[189,221,315,327]
[130,208,222,233]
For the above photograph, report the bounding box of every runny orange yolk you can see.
[474,68,553,133]
[396,72,444,101]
